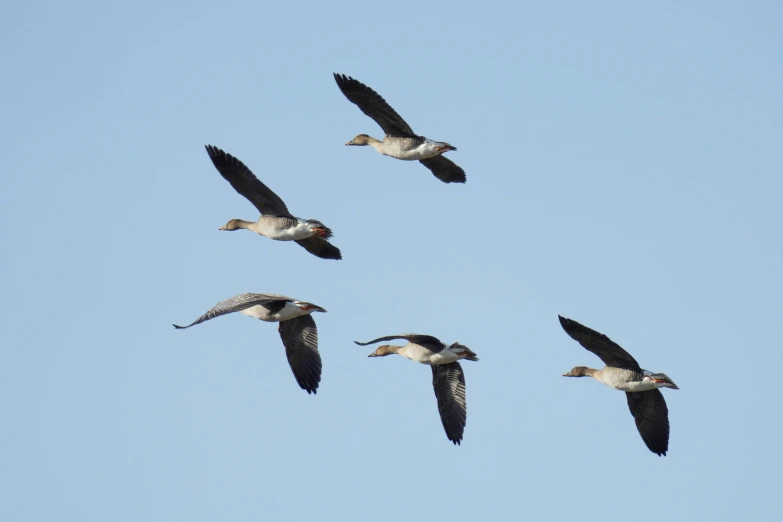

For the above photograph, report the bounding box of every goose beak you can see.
[218,226,226,231]
[312,227,327,237]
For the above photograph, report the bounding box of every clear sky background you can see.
[2,1,781,520]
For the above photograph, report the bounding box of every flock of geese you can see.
[173,73,680,456]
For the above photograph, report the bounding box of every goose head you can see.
[562,366,595,378]
[346,134,372,146]
[219,219,245,231]
[368,345,400,358]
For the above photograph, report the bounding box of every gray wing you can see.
[295,237,343,260]
[205,145,292,217]
[419,156,466,184]
[432,362,467,445]
[354,334,444,351]
[278,315,322,394]
[626,390,670,456]
[173,293,289,329]
[558,316,641,371]
[334,74,416,138]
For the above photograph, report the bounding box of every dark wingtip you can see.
[325,247,343,261]
[173,324,185,329]
[333,73,350,88]
[319,249,342,261]
[441,172,467,184]
[204,144,228,165]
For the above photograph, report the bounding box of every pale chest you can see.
[398,344,438,364]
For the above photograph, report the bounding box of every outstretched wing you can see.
[173,293,287,329]
[278,315,322,394]
[419,156,466,184]
[205,145,292,217]
[558,316,641,371]
[432,362,467,445]
[295,237,343,260]
[334,74,416,138]
[354,333,444,352]
[626,390,670,456]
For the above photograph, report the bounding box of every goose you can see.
[333,74,466,184]
[355,334,478,444]
[558,315,679,456]
[173,293,325,394]
[204,145,342,260]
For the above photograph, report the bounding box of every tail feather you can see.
[306,220,333,239]
[452,342,479,361]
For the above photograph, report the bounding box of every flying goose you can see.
[205,145,342,260]
[355,334,478,444]
[558,315,679,456]
[333,74,466,184]
[173,293,325,394]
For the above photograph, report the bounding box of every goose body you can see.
[174,293,326,394]
[205,145,342,260]
[240,217,325,241]
[334,74,466,184]
[591,367,676,392]
[240,299,318,322]
[363,136,454,161]
[395,341,477,365]
[558,315,679,456]
[355,334,478,445]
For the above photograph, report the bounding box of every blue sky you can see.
[2,1,781,520]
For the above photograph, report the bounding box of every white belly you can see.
[595,368,657,391]
[240,302,308,322]
[255,219,313,241]
[614,380,659,392]
[268,222,313,241]
[399,344,437,364]
[429,351,460,365]
[376,139,441,161]
[240,305,277,322]
[398,344,460,365]
[273,302,311,321]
